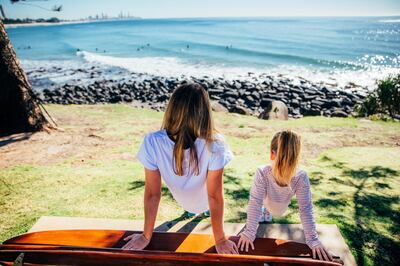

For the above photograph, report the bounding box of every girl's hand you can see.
[215,237,239,254]
[122,233,150,250]
[237,233,255,253]
[312,243,333,261]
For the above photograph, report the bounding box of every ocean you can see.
[6,17,400,89]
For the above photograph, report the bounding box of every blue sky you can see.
[2,0,400,19]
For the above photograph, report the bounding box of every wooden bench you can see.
[1,229,343,265]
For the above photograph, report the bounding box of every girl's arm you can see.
[122,168,161,250]
[207,168,238,254]
[296,172,332,261]
[241,169,267,241]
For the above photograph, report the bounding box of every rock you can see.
[244,95,255,104]
[331,110,348,118]
[258,100,288,120]
[290,86,304,94]
[251,91,260,99]
[123,95,133,102]
[311,100,325,106]
[393,114,400,121]
[322,110,332,116]
[208,88,224,95]
[230,105,250,115]
[211,101,228,113]
[290,99,300,107]
[157,94,168,102]
[304,88,318,95]
[302,94,317,101]
[276,86,289,92]
[302,108,321,116]
[234,82,241,90]
[31,66,365,118]
[341,97,353,106]
[226,97,237,104]
[291,108,301,116]
[210,95,221,100]
[223,90,239,98]
[322,99,342,109]
[260,98,273,108]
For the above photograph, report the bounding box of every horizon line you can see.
[9,14,400,21]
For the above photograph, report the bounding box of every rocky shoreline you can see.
[31,66,369,118]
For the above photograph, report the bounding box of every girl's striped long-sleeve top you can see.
[241,165,321,248]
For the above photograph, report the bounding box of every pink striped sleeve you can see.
[295,171,321,248]
[242,168,266,241]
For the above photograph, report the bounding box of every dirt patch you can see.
[0,113,126,169]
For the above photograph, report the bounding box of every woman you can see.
[122,83,238,254]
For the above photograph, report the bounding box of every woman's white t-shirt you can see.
[136,129,233,213]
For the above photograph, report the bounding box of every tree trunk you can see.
[0,19,49,135]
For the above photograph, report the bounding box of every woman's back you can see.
[137,129,232,213]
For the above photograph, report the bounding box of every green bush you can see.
[377,74,400,117]
[357,94,378,117]
[358,74,400,118]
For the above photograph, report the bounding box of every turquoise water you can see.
[6,17,400,87]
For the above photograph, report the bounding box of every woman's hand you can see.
[312,243,333,261]
[215,237,239,254]
[122,233,150,250]
[237,233,255,253]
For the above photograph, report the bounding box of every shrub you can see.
[376,74,400,117]
[357,93,378,117]
[358,74,400,118]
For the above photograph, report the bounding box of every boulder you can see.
[258,100,288,120]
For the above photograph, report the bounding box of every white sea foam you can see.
[270,64,400,90]
[379,19,400,23]
[77,51,399,90]
[77,51,257,79]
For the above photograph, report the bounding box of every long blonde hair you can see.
[162,83,215,176]
[270,130,301,186]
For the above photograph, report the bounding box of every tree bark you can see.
[0,19,49,135]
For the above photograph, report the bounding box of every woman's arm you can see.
[143,168,162,239]
[207,168,238,254]
[207,169,225,241]
[122,168,161,250]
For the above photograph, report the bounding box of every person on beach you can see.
[122,83,238,254]
[237,130,333,261]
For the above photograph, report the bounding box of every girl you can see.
[238,130,332,261]
[123,83,238,254]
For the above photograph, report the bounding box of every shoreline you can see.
[30,65,368,118]
[4,18,141,29]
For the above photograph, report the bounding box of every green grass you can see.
[1,104,399,266]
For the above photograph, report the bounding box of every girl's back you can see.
[254,165,308,216]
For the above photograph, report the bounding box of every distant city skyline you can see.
[1,0,400,20]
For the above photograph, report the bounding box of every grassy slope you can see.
[0,104,399,266]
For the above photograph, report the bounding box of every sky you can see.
[1,0,400,20]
